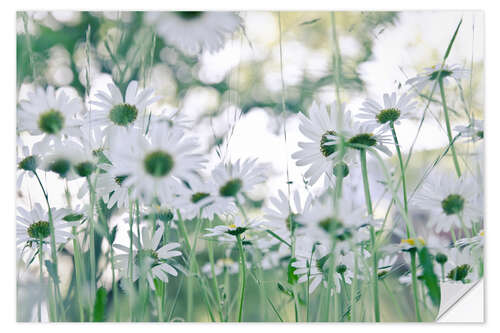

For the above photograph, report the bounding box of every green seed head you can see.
[376,108,401,124]
[191,192,210,204]
[335,228,353,241]
[226,223,247,236]
[347,133,377,149]
[74,161,95,177]
[27,220,51,240]
[219,178,243,197]
[335,264,347,274]
[441,194,465,215]
[114,175,128,186]
[109,103,138,126]
[176,11,204,20]
[318,217,343,233]
[143,150,174,178]
[435,253,448,264]
[476,130,484,139]
[48,158,71,178]
[320,130,337,158]
[38,109,65,134]
[19,155,38,172]
[447,264,471,283]
[333,162,349,178]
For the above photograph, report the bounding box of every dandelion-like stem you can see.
[127,195,135,321]
[359,149,380,322]
[410,250,422,321]
[390,122,409,221]
[38,237,43,322]
[207,218,224,321]
[438,77,462,177]
[86,177,97,317]
[33,171,61,321]
[236,234,247,322]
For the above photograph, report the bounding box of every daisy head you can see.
[146,11,242,56]
[18,86,83,144]
[358,91,417,129]
[109,125,205,204]
[41,140,86,180]
[17,203,76,255]
[292,101,354,185]
[114,223,182,290]
[406,64,469,91]
[89,80,159,131]
[173,176,236,220]
[212,158,267,204]
[204,215,263,241]
[263,189,312,237]
[414,173,481,233]
[326,120,392,160]
[454,118,484,142]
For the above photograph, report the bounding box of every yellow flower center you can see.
[401,237,425,246]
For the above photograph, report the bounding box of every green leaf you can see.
[44,260,59,284]
[287,258,298,285]
[300,18,321,26]
[93,287,107,322]
[63,213,84,222]
[277,282,293,297]
[418,246,441,307]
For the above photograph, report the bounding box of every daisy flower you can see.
[377,255,398,279]
[18,86,83,150]
[212,158,267,204]
[296,195,371,247]
[445,247,479,284]
[204,215,263,241]
[406,64,469,91]
[325,120,393,160]
[114,223,182,290]
[172,177,236,220]
[454,118,484,142]
[85,169,130,209]
[358,91,417,130]
[40,140,86,180]
[109,124,205,204]
[17,203,76,262]
[17,138,39,188]
[292,101,354,185]
[89,80,159,132]
[145,11,241,56]
[293,241,363,294]
[263,189,312,238]
[413,174,481,232]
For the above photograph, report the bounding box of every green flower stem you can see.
[236,234,247,322]
[176,211,215,322]
[390,122,409,224]
[85,177,98,320]
[38,237,43,322]
[186,214,204,321]
[72,226,85,321]
[438,77,462,177]
[127,196,135,321]
[33,171,60,321]
[359,149,380,322]
[410,250,422,321]
[207,219,224,321]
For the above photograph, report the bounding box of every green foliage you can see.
[418,247,441,307]
[93,287,108,322]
